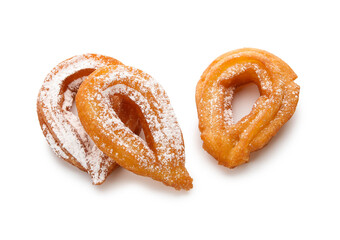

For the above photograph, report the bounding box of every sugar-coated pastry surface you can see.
[76,65,193,190]
[37,54,140,184]
[196,48,300,168]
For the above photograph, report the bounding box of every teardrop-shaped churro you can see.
[76,65,193,190]
[37,54,141,184]
[196,48,300,168]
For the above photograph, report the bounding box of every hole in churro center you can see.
[109,94,142,137]
[71,98,78,116]
[61,75,98,152]
[231,83,260,124]
[109,93,155,153]
[139,128,146,141]
[70,95,96,151]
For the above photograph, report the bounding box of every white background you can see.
[0,0,339,239]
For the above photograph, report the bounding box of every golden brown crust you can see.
[76,65,193,190]
[196,48,300,168]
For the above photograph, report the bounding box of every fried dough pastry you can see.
[196,48,300,168]
[37,54,141,184]
[76,65,193,190]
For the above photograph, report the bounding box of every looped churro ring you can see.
[76,65,193,190]
[196,48,300,168]
[37,54,141,184]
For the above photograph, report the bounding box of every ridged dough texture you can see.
[76,65,193,190]
[196,48,300,168]
[37,54,141,184]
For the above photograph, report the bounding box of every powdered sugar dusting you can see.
[197,49,299,167]
[105,83,183,167]
[38,54,117,184]
[223,87,235,125]
[43,124,69,159]
[83,65,185,183]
